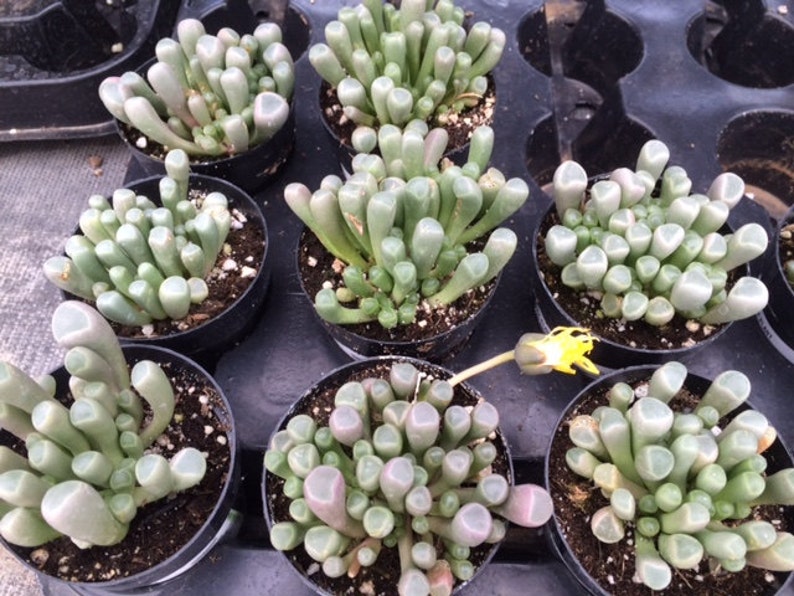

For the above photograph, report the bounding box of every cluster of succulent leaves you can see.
[265,360,553,596]
[310,0,505,150]
[545,140,770,327]
[99,18,294,157]
[565,361,794,590]
[0,302,207,549]
[43,149,236,328]
[286,123,528,329]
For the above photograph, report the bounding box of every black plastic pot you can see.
[544,364,794,595]
[0,0,181,140]
[297,229,500,362]
[60,174,270,365]
[118,101,296,196]
[530,201,733,371]
[759,203,794,363]
[262,355,512,596]
[2,344,241,593]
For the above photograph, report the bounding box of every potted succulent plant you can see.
[759,203,794,360]
[42,148,269,362]
[286,123,529,361]
[0,301,239,590]
[262,326,598,595]
[309,0,505,171]
[98,18,296,194]
[533,139,770,368]
[546,361,794,594]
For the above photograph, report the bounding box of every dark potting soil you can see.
[6,359,233,583]
[536,210,729,352]
[547,379,792,596]
[298,229,497,345]
[319,79,496,156]
[109,193,266,340]
[264,360,511,596]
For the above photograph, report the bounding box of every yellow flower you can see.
[514,326,599,376]
[447,326,600,387]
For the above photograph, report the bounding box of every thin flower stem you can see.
[448,350,515,387]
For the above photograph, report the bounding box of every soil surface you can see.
[264,360,511,596]
[547,378,793,596]
[5,358,233,584]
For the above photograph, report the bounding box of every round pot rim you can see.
[1,343,240,590]
[262,354,512,595]
[757,203,794,359]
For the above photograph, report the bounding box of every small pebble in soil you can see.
[685,320,700,333]
[31,549,49,566]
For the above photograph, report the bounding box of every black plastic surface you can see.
[0,0,182,141]
[39,0,794,594]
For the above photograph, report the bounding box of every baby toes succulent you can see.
[266,327,600,595]
[43,149,245,328]
[544,140,769,327]
[286,123,528,330]
[99,18,294,157]
[310,0,504,148]
[564,361,794,591]
[265,358,554,595]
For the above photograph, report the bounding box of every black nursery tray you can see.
[41,0,794,594]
